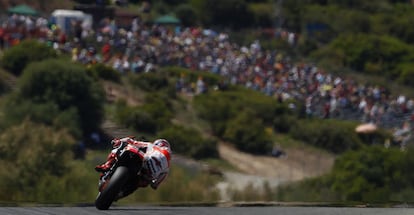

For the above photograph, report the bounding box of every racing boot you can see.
[95,152,117,172]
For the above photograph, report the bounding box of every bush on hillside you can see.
[273,114,298,133]
[0,75,7,94]
[0,120,75,175]
[396,63,414,86]
[223,109,273,154]
[17,59,105,134]
[194,0,254,29]
[248,2,273,27]
[113,93,173,134]
[128,109,157,133]
[113,100,157,134]
[175,4,199,27]
[86,63,121,82]
[0,121,74,200]
[159,125,219,159]
[0,120,98,202]
[328,146,414,202]
[289,119,363,154]
[1,40,57,76]
[140,93,174,130]
[194,89,292,141]
[310,34,414,80]
[193,92,238,137]
[278,146,414,203]
[0,98,81,138]
[163,66,222,87]
[129,72,170,92]
[381,11,414,44]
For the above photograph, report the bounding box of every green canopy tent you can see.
[154,15,181,25]
[7,4,39,16]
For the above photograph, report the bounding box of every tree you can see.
[1,40,57,76]
[289,119,363,154]
[223,109,273,154]
[17,59,105,135]
[329,146,407,201]
[175,4,198,27]
[310,34,414,79]
[0,121,75,201]
[194,0,254,29]
[0,99,82,138]
[158,125,219,159]
[0,120,98,202]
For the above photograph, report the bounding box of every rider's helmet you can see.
[153,139,171,153]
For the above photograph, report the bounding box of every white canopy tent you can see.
[50,9,92,34]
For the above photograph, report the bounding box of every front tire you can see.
[95,166,129,210]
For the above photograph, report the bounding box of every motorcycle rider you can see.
[95,136,171,190]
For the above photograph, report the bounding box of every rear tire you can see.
[95,166,129,210]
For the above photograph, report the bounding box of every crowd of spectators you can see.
[1,12,413,148]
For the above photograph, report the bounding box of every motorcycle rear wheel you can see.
[95,166,129,210]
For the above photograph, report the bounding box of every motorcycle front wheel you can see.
[95,166,129,210]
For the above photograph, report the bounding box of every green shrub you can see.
[193,92,237,137]
[140,93,174,129]
[194,89,282,124]
[1,40,57,76]
[277,175,340,202]
[0,120,100,203]
[311,34,414,79]
[0,121,76,201]
[0,75,7,94]
[163,66,222,87]
[249,3,273,27]
[113,99,132,123]
[129,72,170,92]
[0,98,81,138]
[193,0,254,29]
[329,146,409,202]
[396,63,414,86]
[86,63,121,82]
[175,4,198,26]
[194,88,291,141]
[128,109,157,133]
[158,125,219,159]
[113,100,155,133]
[273,114,298,133]
[17,59,105,134]
[223,109,273,154]
[278,146,414,203]
[113,94,173,134]
[289,119,363,154]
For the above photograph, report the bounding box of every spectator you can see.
[1,11,413,137]
[196,76,206,95]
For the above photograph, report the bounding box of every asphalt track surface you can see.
[1,206,414,215]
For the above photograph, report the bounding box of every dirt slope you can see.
[218,143,334,180]
[215,143,335,200]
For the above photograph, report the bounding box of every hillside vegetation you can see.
[1,0,414,204]
[0,39,412,204]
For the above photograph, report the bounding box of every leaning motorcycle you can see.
[95,141,147,210]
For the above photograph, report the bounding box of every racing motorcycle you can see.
[95,141,148,210]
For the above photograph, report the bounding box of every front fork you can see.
[97,143,128,190]
[98,161,119,191]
